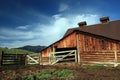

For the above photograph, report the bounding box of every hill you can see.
[16,45,46,53]
[0,47,35,54]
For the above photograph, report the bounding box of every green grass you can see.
[36,71,52,79]
[21,69,74,80]
[0,47,35,54]
[5,70,14,74]
[22,74,35,80]
[37,69,74,80]
[82,64,113,69]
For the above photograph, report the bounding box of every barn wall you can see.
[55,32,77,48]
[40,32,77,65]
[78,32,120,66]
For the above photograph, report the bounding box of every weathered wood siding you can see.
[40,30,120,66]
[54,32,77,48]
[78,32,120,66]
[40,32,77,65]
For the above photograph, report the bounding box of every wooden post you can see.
[0,50,2,66]
[25,55,29,65]
[40,53,43,65]
[39,53,41,65]
[75,50,77,63]
[52,46,56,63]
[48,49,50,64]
[25,54,28,65]
[76,32,81,64]
[114,43,118,67]
[0,51,3,66]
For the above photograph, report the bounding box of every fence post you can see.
[39,53,41,65]
[0,50,2,66]
[25,55,28,65]
[0,51,3,66]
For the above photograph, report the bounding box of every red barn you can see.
[40,17,120,67]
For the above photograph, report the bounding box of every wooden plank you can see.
[114,44,118,67]
[75,50,77,63]
[81,61,115,65]
[76,33,80,64]
[55,50,76,54]
[55,54,75,58]
[82,50,120,52]
[60,58,75,61]
[27,55,39,64]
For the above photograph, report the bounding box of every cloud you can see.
[16,25,30,30]
[59,3,69,12]
[0,13,100,48]
[0,28,37,40]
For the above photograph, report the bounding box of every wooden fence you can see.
[0,52,26,65]
[26,54,39,65]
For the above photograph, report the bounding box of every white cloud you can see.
[16,25,29,30]
[0,28,34,40]
[0,14,100,48]
[59,3,69,12]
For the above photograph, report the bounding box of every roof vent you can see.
[100,16,109,24]
[78,21,87,27]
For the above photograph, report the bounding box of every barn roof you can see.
[41,19,120,52]
[64,20,120,41]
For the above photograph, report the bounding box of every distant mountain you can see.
[16,45,46,53]
[0,47,35,54]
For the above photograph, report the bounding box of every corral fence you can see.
[0,51,40,65]
[0,51,26,65]
[26,54,39,65]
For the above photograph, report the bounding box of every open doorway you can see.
[51,47,77,65]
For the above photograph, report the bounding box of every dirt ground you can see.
[1,63,120,80]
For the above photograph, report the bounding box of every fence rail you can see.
[0,52,26,65]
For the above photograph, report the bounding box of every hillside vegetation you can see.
[0,47,35,54]
[16,45,46,53]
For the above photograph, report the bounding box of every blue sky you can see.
[0,0,120,48]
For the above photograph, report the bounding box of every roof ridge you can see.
[64,20,120,41]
